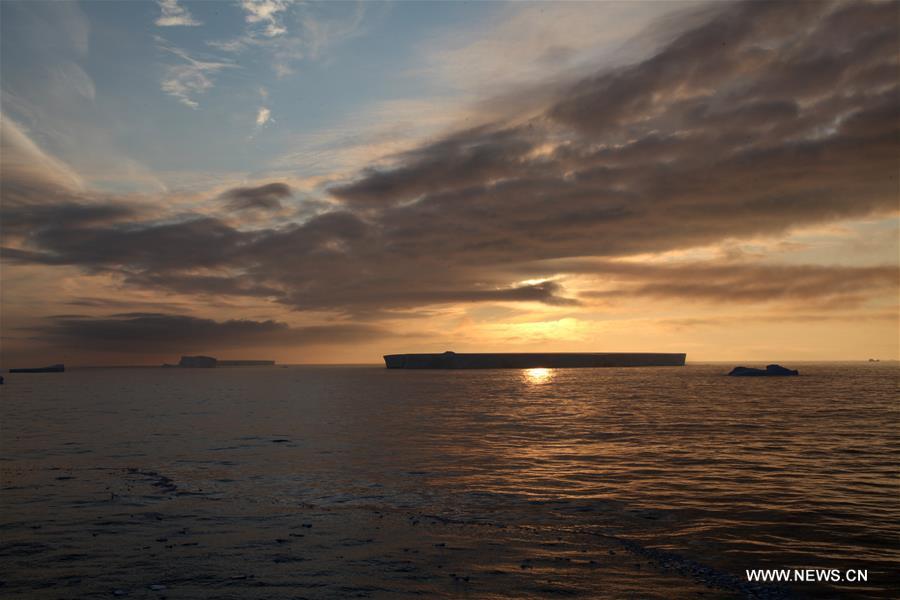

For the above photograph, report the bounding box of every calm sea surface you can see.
[1,364,898,598]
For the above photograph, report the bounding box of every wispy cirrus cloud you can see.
[0,114,85,193]
[416,0,710,101]
[155,0,202,27]
[157,39,236,108]
[209,1,368,77]
[241,0,292,38]
[0,2,169,193]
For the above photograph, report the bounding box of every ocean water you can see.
[1,364,898,599]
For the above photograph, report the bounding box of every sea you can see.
[1,363,897,599]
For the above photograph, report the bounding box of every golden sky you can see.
[1,0,898,366]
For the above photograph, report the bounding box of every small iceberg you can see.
[728,364,798,377]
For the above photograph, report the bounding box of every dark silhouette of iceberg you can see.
[384,351,685,369]
[9,363,65,373]
[175,356,275,368]
[178,355,217,368]
[728,364,798,376]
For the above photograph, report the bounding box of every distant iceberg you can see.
[175,356,275,368]
[9,363,65,373]
[728,364,798,377]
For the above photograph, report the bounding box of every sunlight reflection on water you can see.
[523,367,554,384]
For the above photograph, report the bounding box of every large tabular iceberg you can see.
[384,351,686,369]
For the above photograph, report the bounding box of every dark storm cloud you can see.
[1,201,138,236]
[278,281,579,313]
[30,313,388,352]
[12,217,255,271]
[123,272,284,299]
[409,280,579,306]
[4,1,898,315]
[221,182,292,211]
[330,126,536,205]
[548,1,829,135]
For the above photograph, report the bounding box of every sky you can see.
[1,0,898,366]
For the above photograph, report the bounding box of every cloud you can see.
[29,313,388,353]
[578,261,899,309]
[123,272,283,299]
[240,0,291,37]
[0,114,144,245]
[49,62,95,100]
[1,1,90,58]
[221,182,291,212]
[0,114,84,193]
[296,1,366,60]
[256,106,272,126]
[0,3,168,194]
[155,0,202,27]
[418,0,710,99]
[657,310,899,331]
[4,1,899,321]
[2,201,138,240]
[8,217,251,270]
[331,1,899,262]
[158,40,236,108]
[210,1,367,77]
